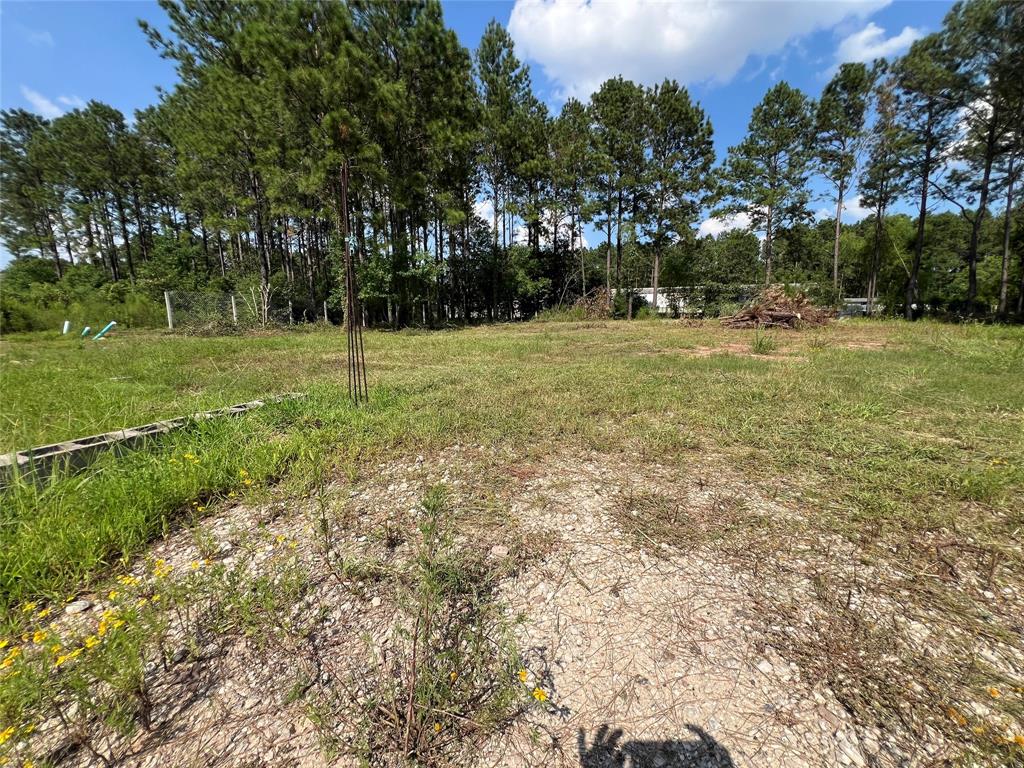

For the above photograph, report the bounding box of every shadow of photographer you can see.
[578,724,735,767]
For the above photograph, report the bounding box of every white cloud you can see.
[508,0,888,99]
[698,212,753,238]
[57,95,86,109]
[473,198,494,225]
[815,196,873,223]
[17,24,54,47]
[20,86,63,119]
[835,22,922,64]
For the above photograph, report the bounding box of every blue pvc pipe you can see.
[81,326,91,337]
[92,321,117,340]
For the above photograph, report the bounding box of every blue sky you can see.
[1,0,955,265]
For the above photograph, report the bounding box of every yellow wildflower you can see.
[190,560,201,570]
[54,647,83,667]
[450,671,458,682]
[239,468,249,477]
[84,635,99,649]
[275,534,286,545]
[21,602,37,613]
[108,590,119,600]
[196,505,206,512]
[49,644,61,654]
[0,726,14,746]
[243,478,253,487]
[228,492,238,499]
[32,631,47,645]
[0,639,7,650]
[531,687,548,703]
[433,722,441,733]
[36,607,50,619]
[517,669,528,683]
[153,559,173,578]
[988,687,1002,698]
[1,647,21,668]
[1014,734,1024,746]
[118,574,140,587]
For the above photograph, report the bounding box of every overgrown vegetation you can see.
[310,487,526,765]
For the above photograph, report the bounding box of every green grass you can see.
[1,319,1022,613]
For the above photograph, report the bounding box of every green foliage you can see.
[718,82,814,283]
[0,259,163,333]
[1,0,1022,322]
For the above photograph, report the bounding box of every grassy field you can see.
[2,318,1024,764]
[2,319,1023,608]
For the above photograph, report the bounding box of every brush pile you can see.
[720,287,833,329]
[574,289,613,319]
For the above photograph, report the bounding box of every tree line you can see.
[1,0,1022,331]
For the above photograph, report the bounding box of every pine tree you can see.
[893,34,959,319]
[718,82,814,283]
[859,73,911,314]
[591,77,647,300]
[815,63,873,292]
[642,80,715,313]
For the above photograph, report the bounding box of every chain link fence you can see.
[164,289,306,333]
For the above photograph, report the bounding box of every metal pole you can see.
[230,295,238,325]
[164,291,175,330]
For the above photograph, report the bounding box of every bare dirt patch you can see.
[20,446,1023,767]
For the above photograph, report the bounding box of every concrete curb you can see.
[0,393,304,488]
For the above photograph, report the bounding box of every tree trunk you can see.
[832,178,844,291]
[216,231,227,277]
[615,188,623,288]
[100,198,121,282]
[764,207,774,285]
[868,206,884,315]
[966,114,998,314]
[42,212,62,279]
[906,123,933,321]
[114,193,135,285]
[605,212,612,309]
[998,157,1015,317]
[131,188,149,262]
[573,211,584,294]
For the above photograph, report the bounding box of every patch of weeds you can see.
[750,328,778,355]
[807,333,830,351]
[0,537,315,766]
[1,577,169,765]
[319,486,527,766]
